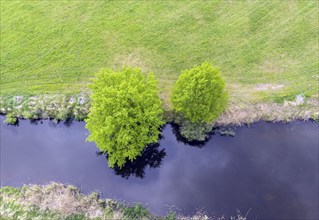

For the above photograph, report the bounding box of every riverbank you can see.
[216,98,319,126]
[0,183,247,220]
[1,94,318,141]
[0,94,90,123]
[1,94,318,126]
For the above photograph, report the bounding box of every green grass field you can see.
[1,0,318,109]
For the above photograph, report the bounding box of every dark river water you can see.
[0,116,318,220]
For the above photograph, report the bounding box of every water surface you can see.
[1,116,318,219]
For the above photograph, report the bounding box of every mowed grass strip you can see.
[1,0,318,108]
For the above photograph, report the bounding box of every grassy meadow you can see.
[1,0,318,110]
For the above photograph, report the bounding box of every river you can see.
[0,116,318,219]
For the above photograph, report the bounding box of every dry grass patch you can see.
[216,98,319,126]
[20,183,102,218]
[112,50,151,73]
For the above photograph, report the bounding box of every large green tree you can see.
[86,67,164,168]
[171,62,228,123]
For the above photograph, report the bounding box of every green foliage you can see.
[4,113,17,125]
[179,121,213,142]
[172,62,228,123]
[22,110,33,119]
[85,67,164,168]
[0,197,59,220]
[56,109,69,121]
[163,211,177,220]
[64,214,87,220]
[0,186,21,196]
[174,114,212,141]
[74,111,87,121]
[123,204,150,220]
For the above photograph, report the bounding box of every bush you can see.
[22,111,33,119]
[4,113,17,125]
[179,120,213,142]
[34,108,43,119]
[85,67,164,168]
[171,62,228,123]
[163,211,177,220]
[56,108,69,121]
[123,204,150,220]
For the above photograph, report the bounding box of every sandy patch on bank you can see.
[254,83,285,91]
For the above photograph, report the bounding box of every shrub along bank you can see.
[0,94,90,123]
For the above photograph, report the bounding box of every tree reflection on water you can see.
[171,123,207,148]
[97,143,166,179]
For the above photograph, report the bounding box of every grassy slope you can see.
[1,0,318,109]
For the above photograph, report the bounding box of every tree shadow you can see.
[30,119,45,126]
[97,142,166,179]
[48,119,59,128]
[30,119,39,125]
[63,118,74,127]
[47,118,74,128]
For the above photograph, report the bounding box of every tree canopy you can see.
[85,67,164,168]
[171,62,228,123]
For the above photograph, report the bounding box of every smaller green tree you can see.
[85,67,164,168]
[171,62,228,123]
